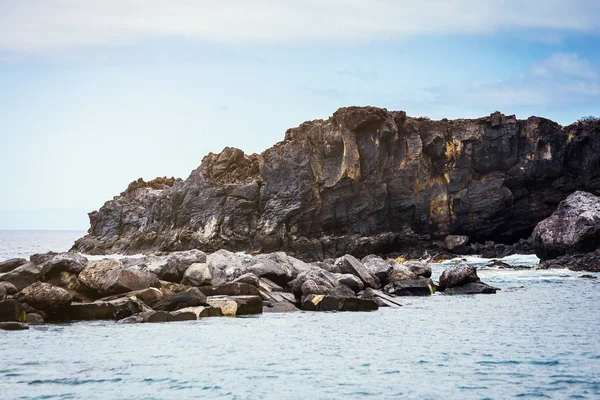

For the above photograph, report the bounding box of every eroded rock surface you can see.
[71,107,600,260]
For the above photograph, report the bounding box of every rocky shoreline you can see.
[0,249,500,330]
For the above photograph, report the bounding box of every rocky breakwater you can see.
[72,107,600,261]
[0,249,495,329]
[533,191,600,272]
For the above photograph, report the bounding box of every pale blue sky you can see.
[1,1,599,229]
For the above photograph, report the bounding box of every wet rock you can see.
[232,272,260,287]
[0,322,28,330]
[21,303,46,319]
[579,274,597,279]
[362,256,393,285]
[444,282,497,295]
[0,281,18,295]
[0,286,5,300]
[334,255,380,289]
[445,235,469,251]
[16,282,73,311]
[40,253,88,280]
[26,313,44,324]
[0,299,26,322]
[533,191,600,261]
[198,283,261,297]
[538,249,600,272]
[334,273,364,293]
[438,264,480,291]
[384,279,432,296]
[151,287,207,311]
[69,302,115,320]
[263,302,300,313]
[301,294,378,312]
[0,258,27,273]
[0,262,42,291]
[181,262,212,286]
[118,310,170,324]
[109,298,149,320]
[78,259,160,296]
[206,295,262,316]
[361,288,403,308]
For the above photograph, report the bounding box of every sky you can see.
[1,0,599,230]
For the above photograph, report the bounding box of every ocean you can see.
[0,231,599,399]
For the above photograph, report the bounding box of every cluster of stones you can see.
[0,249,496,330]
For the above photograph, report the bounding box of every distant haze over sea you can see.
[0,208,89,230]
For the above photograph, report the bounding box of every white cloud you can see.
[531,53,597,79]
[427,53,600,109]
[1,0,599,53]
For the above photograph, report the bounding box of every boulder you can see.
[78,259,160,296]
[439,264,480,291]
[289,268,339,296]
[232,272,260,287]
[445,235,469,251]
[159,281,191,297]
[26,313,45,324]
[97,287,164,305]
[45,271,85,293]
[384,279,432,296]
[206,295,262,316]
[0,299,26,322]
[203,250,256,286]
[388,266,419,282]
[0,322,28,330]
[0,258,27,273]
[152,288,207,311]
[169,306,223,321]
[0,262,42,291]
[69,302,115,320]
[361,288,403,308]
[538,249,600,272]
[334,255,380,288]
[109,297,149,320]
[402,261,432,278]
[198,283,261,297]
[40,253,88,280]
[136,249,207,282]
[181,262,212,286]
[444,282,497,295]
[301,294,378,312]
[0,286,5,300]
[118,311,170,324]
[362,256,393,284]
[16,282,73,311]
[334,273,364,293]
[251,252,313,285]
[533,191,600,260]
[0,281,18,295]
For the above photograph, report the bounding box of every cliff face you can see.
[72,107,600,260]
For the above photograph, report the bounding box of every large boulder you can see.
[40,253,88,280]
[97,287,164,305]
[539,249,600,272]
[301,294,378,312]
[0,258,27,273]
[533,191,600,260]
[16,282,73,312]
[289,268,354,298]
[181,262,212,286]
[444,282,497,295]
[384,279,432,296]
[445,235,469,251]
[0,262,42,291]
[198,283,261,297]
[169,306,223,321]
[388,265,419,282]
[203,250,256,286]
[334,255,380,288]
[438,264,480,291]
[251,252,313,285]
[0,322,28,330]
[133,249,207,282]
[0,282,18,295]
[334,274,364,293]
[69,302,116,320]
[361,256,393,284]
[205,295,262,316]
[0,299,26,322]
[151,288,207,311]
[402,261,432,278]
[78,259,160,296]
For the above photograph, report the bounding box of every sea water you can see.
[0,231,599,399]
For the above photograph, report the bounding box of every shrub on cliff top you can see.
[578,115,599,122]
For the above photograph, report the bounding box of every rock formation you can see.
[72,107,600,260]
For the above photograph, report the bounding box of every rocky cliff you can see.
[72,107,600,260]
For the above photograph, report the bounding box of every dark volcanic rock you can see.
[439,264,480,291]
[533,191,600,261]
[539,249,600,272]
[301,294,378,312]
[0,322,28,330]
[384,279,432,296]
[0,299,25,322]
[152,288,207,311]
[71,107,600,260]
[444,282,497,295]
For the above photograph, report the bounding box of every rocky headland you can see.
[2,106,599,329]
